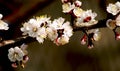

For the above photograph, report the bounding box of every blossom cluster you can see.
[0,0,119,69]
[61,0,100,48]
[8,44,28,68]
[47,17,73,45]
[80,29,101,49]
[61,0,98,27]
[21,16,73,45]
[106,1,120,40]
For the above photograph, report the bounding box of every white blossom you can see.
[75,10,98,27]
[87,29,101,41]
[62,2,75,13]
[0,14,9,30]
[107,1,120,15]
[46,27,58,41]
[21,19,40,37]
[106,14,120,29]
[8,47,25,62]
[47,17,73,45]
[8,44,28,68]
[21,15,51,43]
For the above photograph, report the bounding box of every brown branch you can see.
[0,36,35,48]
[0,18,108,48]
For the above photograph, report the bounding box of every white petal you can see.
[62,2,75,13]
[116,1,120,8]
[14,47,21,53]
[0,20,9,30]
[8,54,16,62]
[0,14,3,19]
[36,36,44,43]
[107,4,119,15]
[8,48,14,54]
[93,32,101,41]
[46,27,57,41]
[73,7,84,17]
[16,54,24,61]
[28,18,36,24]
[57,35,69,45]
[37,27,47,38]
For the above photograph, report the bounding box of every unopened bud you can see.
[81,34,87,45]
[115,32,120,40]
[74,0,82,7]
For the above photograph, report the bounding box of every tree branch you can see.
[0,18,108,48]
[0,36,35,48]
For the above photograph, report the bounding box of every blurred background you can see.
[0,0,120,71]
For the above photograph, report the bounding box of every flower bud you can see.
[61,0,69,3]
[115,32,120,40]
[88,44,94,49]
[74,0,82,7]
[81,34,87,45]
[106,19,116,30]
[11,63,18,68]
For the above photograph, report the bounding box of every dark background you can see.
[0,0,120,71]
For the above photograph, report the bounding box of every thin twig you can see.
[0,36,35,48]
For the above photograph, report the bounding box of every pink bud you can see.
[81,34,87,45]
[61,0,69,3]
[88,44,94,49]
[54,38,60,46]
[74,0,82,7]
[115,32,120,40]
[11,63,18,68]
[23,55,29,63]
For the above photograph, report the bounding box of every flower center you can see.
[84,16,91,22]
[14,52,18,58]
[40,22,47,27]
[57,29,64,37]
[33,27,38,32]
